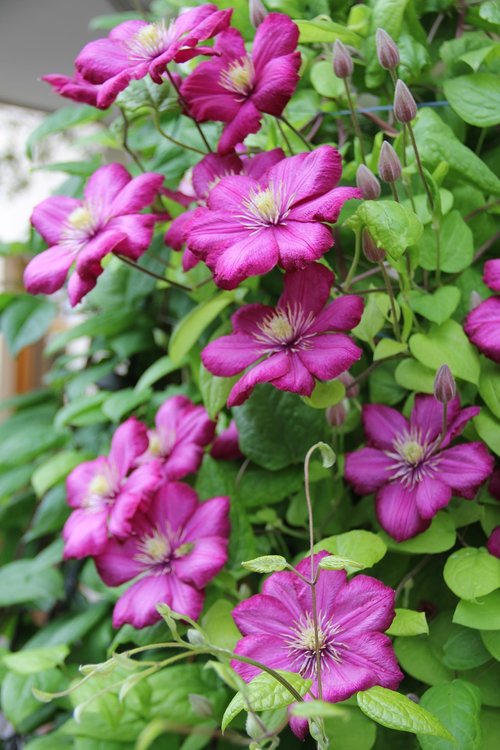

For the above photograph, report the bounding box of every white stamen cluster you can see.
[147,426,177,458]
[127,20,175,61]
[284,612,344,680]
[254,303,315,351]
[236,182,295,232]
[60,204,98,249]
[83,464,120,510]
[386,427,440,488]
[135,527,172,567]
[219,56,255,96]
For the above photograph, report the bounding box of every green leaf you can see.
[234,386,327,470]
[444,74,500,127]
[395,358,435,394]
[295,18,361,45]
[474,408,500,456]
[202,599,241,651]
[382,512,456,554]
[222,670,311,731]
[302,379,345,409]
[27,105,107,158]
[31,450,85,497]
[480,0,500,23]
[352,293,391,343]
[357,686,454,739]
[464,661,500,707]
[444,547,500,600]
[373,340,408,361]
[394,636,454,685]
[412,108,500,195]
[406,287,460,325]
[199,365,238,419]
[417,680,482,750]
[315,530,387,573]
[0,557,64,607]
[443,625,491,670]
[134,356,181,392]
[386,608,429,637]
[310,60,345,99]
[169,291,237,365]
[418,211,474,273]
[101,388,152,422]
[46,309,137,354]
[479,359,500,419]
[409,320,480,384]
[481,629,500,661]
[241,555,288,573]
[481,707,500,750]
[345,201,423,259]
[2,297,56,355]
[318,555,364,571]
[454,591,500,630]
[3,645,69,675]
[54,393,107,429]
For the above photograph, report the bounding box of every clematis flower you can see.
[210,421,243,461]
[94,482,230,628]
[487,527,500,558]
[43,72,103,107]
[138,395,216,479]
[63,418,162,559]
[72,5,232,109]
[464,259,500,363]
[166,148,284,271]
[25,163,164,306]
[181,13,301,154]
[231,551,402,739]
[345,395,493,542]
[202,263,363,406]
[186,145,361,288]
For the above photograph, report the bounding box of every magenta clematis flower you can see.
[186,145,361,288]
[72,5,232,109]
[63,418,162,559]
[464,259,500,364]
[487,527,500,558]
[25,163,164,306]
[232,551,402,739]
[181,13,301,154]
[166,148,284,271]
[138,395,216,479]
[202,263,363,406]
[43,72,103,107]
[210,420,243,461]
[345,395,494,542]
[94,482,230,628]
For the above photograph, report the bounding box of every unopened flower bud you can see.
[333,39,353,79]
[434,364,456,404]
[189,693,213,718]
[394,79,417,123]
[326,402,347,427]
[376,28,400,70]
[249,0,267,29]
[362,229,386,263]
[378,141,402,183]
[356,164,381,200]
[470,291,483,310]
[338,371,359,398]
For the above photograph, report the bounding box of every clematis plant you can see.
[25,163,164,305]
[181,13,301,154]
[94,482,230,628]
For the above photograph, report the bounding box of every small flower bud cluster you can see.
[375,29,418,123]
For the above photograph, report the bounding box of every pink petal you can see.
[182,495,230,539]
[75,229,126,280]
[66,457,107,509]
[168,574,205,621]
[109,417,149,477]
[376,482,429,541]
[253,52,301,116]
[289,186,361,223]
[31,196,80,245]
[298,333,362,381]
[414,476,452,519]
[192,153,243,200]
[231,634,293,682]
[268,145,343,205]
[202,332,264,376]
[108,19,147,41]
[181,58,240,122]
[173,536,228,588]
[227,352,290,406]
[108,491,149,539]
[273,221,334,270]
[262,570,304,619]
[23,244,75,296]
[484,259,500,293]
[172,5,233,48]
[43,74,102,107]
[75,37,132,84]
[150,481,200,532]
[84,164,131,216]
[187,207,252,256]
[206,174,258,213]
[110,172,164,216]
[210,421,243,461]
[67,272,97,306]
[164,443,206,481]
[464,298,500,363]
[213,230,280,289]
[217,100,263,155]
[410,394,460,443]
[309,295,364,334]
[328,574,396,635]
[63,508,108,559]
[252,13,299,73]
[487,527,500,558]
[270,353,315,396]
[231,303,275,335]
[106,214,157,260]
[437,443,494,498]
[111,575,198,629]
[94,536,144,586]
[242,148,285,179]
[344,447,394,495]
[232,594,296,637]
[278,264,334,317]
[446,405,480,445]
[362,404,409,449]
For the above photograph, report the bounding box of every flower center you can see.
[285,612,344,681]
[219,57,255,96]
[136,529,171,565]
[89,474,111,497]
[254,304,315,351]
[400,440,425,465]
[127,20,173,60]
[83,464,120,510]
[147,427,176,458]
[259,311,295,344]
[237,182,295,232]
[385,428,440,488]
[68,206,95,232]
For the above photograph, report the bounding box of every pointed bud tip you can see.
[376,28,400,70]
[356,164,381,200]
[249,0,268,28]
[378,140,402,183]
[333,39,353,79]
[362,229,386,263]
[326,403,348,427]
[394,79,417,123]
[434,364,456,403]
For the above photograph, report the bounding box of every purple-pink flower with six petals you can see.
[202,263,364,406]
[345,395,493,541]
[231,551,402,739]
[94,482,230,628]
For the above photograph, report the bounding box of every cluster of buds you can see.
[375,28,418,123]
